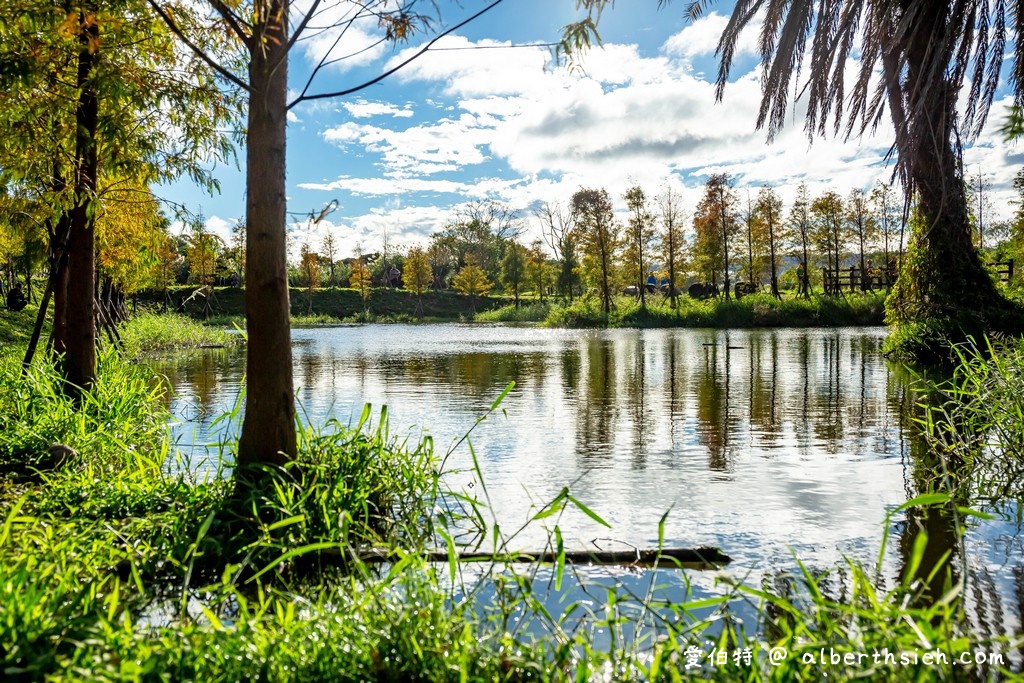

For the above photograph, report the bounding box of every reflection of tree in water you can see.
[372,351,547,402]
[665,334,688,444]
[576,336,617,464]
[560,345,581,402]
[748,334,781,444]
[812,334,844,451]
[623,334,649,469]
[149,348,242,420]
[898,395,1024,666]
[694,339,731,472]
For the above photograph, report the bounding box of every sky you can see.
[160,0,1024,260]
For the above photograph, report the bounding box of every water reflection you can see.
[146,324,1024,651]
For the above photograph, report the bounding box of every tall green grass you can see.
[3,330,1023,681]
[117,310,241,358]
[0,351,170,476]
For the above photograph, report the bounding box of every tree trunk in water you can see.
[236,0,297,470]
[64,11,99,400]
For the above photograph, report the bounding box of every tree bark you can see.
[307,545,731,570]
[236,0,297,470]
[887,3,1005,325]
[64,9,100,400]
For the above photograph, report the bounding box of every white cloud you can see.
[322,112,496,176]
[662,12,762,63]
[294,2,387,74]
[300,20,1020,242]
[341,99,414,118]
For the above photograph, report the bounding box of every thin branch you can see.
[208,0,253,45]
[290,0,506,108]
[284,0,324,54]
[147,0,251,93]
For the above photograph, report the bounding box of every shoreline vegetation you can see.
[150,283,890,329]
[2,304,1023,680]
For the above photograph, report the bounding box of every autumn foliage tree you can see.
[452,254,491,314]
[572,187,619,315]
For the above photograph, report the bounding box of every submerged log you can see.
[315,545,731,570]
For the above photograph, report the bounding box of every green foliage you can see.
[0,351,169,476]
[917,336,1024,502]
[500,239,526,304]
[117,310,240,358]
[3,333,1024,680]
[544,291,886,329]
[475,301,552,323]
[452,256,492,314]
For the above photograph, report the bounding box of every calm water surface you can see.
[150,324,1023,643]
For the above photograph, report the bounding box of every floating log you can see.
[315,545,731,569]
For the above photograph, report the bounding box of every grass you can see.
[476,301,554,323]
[117,310,242,358]
[144,285,891,330]
[2,309,1023,680]
[543,291,887,329]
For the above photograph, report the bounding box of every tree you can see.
[320,231,338,286]
[536,200,579,301]
[0,0,233,391]
[622,185,657,309]
[147,0,614,467]
[811,191,846,295]
[349,256,373,316]
[96,181,167,298]
[967,168,995,251]
[299,242,320,314]
[657,185,687,308]
[525,240,553,301]
[846,188,877,291]
[452,254,492,314]
[740,191,758,285]
[500,239,526,307]
[228,219,246,284]
[186,219,221,286]
[753,186,784,299]
[669,0,1023,339]
[870,182,904,273]
[788,183,814,298]
[572,187,620,316]
[403,246,432,316]
[693,174,739,299]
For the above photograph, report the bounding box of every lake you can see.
[148,324,1023,645]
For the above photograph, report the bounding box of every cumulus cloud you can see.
[296,17,1022,254]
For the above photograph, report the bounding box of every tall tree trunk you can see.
[236,0,297,470]
[64,9,99,400]
[887,5,1003,324]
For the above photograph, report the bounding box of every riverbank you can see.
[146,284,888,328]
[2,311,1021,681]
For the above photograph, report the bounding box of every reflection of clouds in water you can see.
[144,324,1024,641]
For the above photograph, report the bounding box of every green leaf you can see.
[554,525,565,591]
[567,494,611,528]
[491,381,515,411]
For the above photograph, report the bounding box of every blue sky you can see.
[161,0,1024,258]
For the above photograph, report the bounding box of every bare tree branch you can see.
[289,0,506,108]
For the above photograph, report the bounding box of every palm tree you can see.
[665,0,1023,343]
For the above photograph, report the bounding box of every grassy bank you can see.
[149,285,887,328]
[2,311,1022,680]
